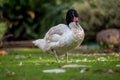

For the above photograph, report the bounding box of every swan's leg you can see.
[53,50,59,63]
[65,52,68,63]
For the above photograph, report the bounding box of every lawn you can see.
[0,48,120,80]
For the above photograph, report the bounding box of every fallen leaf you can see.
[97,57,106,61]
[27,54,32,58]
[43,69,65,73]
[61,57,64,60]
[62,64,91,68]
[80,68,89,73]
[108,69,114,74]
[75,60,81,63]
[0,50,7,55]
[26,11,35,19]
[114,54,120,57]
[116,64,120,67]
[18,61,23,66]
[15,55,26,59]
[83,58,87,62]
[39,57,42,60]
[6,69,16,76]
[93,69,118,74]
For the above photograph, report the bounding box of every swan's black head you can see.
[66,9,79,25]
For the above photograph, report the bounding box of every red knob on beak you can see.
[74,17,78,22]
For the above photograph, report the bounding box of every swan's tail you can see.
[32,39,46,51]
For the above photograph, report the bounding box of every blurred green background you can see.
[0,0,120,43]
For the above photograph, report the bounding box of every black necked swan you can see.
[33,9,85,63]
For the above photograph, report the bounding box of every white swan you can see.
[33,9,85,63]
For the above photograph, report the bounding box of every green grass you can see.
[0,48,120,80]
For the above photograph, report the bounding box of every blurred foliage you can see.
[73,0,120,42]
[1,0,120,43]
[0,0,7,42]
[0,22,7,41]
[1,0,74,41]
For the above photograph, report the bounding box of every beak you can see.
[74,17,79,26]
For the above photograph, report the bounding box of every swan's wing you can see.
[44,24,70,42]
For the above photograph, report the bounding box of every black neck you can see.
[66,9,78,25]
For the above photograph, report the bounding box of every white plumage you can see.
[33,9,85,63]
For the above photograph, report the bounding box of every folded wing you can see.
[44,24,70,42]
